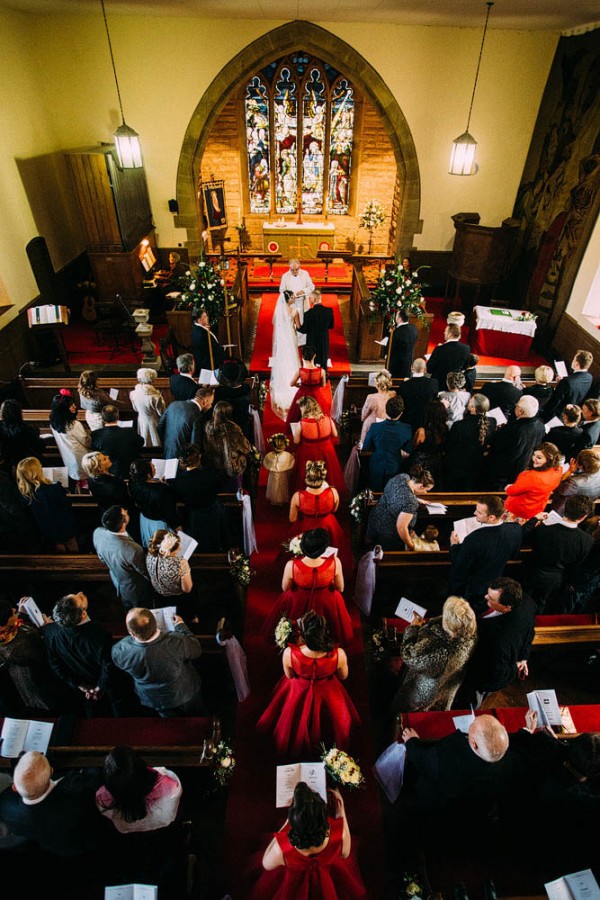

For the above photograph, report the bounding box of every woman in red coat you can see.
[253,782,366,899]
[504,442,563,522]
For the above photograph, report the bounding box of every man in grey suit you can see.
[157,386,215,458]
[93,506,153,610]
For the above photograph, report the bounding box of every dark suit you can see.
[192,323,225,373]
[91,425,144,479]
[397,376,439,431]
[448,522,523,609]
[479,380,522,419]
[523,518,594,610]
[297,302,334,369]
[543,370,593,422]
[464,594,536,693]
[169,373,199,401]
[486,416,546,488]
[362,419,413,491]
[427,340,471,391]
[388,323,418,378]
[157,400,205,459]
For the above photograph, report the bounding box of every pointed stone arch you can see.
[175,20,420,255]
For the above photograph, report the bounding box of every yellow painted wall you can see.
[0,10,558,315]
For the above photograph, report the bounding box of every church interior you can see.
[0,0,599,897]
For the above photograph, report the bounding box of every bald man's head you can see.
[468,715,509,763]
[13,751,52,800]
[505,366,521,383]
[412,358,426,374]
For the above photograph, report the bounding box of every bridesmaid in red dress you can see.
[264,529,353,645]
[253,782,366,899]
[285,345,330,429]
[293,397,345,494]
[289,460,352,572]
[258,610,359,756]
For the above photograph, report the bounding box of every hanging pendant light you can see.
[449,1,494,176]
[100,0,143,169]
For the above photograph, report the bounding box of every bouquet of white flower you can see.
[282,535,303,557]
[274,616,293,650]
[321,746,365,789]
[212,740,235,786]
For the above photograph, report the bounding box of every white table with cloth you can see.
[472,305,537,360]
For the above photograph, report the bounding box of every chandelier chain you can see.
[465,1,494,133]
[100,0,125,123]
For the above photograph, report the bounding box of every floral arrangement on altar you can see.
[274,616,294,650]
[174,256,226,322]
[516,310,537,322]
[228,550,254,586]
[358,199,386,252]
[212,740,236,787]
[349,489,373,524]
[321,746,365,789]
[368,260,426,327]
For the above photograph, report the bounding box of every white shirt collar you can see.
[559,519,579,529]
[411,373,425,378]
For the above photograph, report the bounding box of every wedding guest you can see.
[391,597,477,713]
[443,394,496,491]
[289,460,347,562]
[576,398,600,450]
[359,369,396,443]
[96,745,182,833]
[542,350,593,423]
[257,610,359,756]
[49,390,92,488]
[214,359,252,438]
[91,405,144,479]
[363,396,412,492]
[0,399,45,471]
[169,353,199,402]
[82,451,130,517]
[204,400,252,491]
[504,442,563,522]
[129,368,166,447]
[426,324,471,393]
[438,371,470,427]
[479,366,523,420]
[128,458,180,548]
[78,370,118,431]
[522,365,555,411]
[397,358,439,432]
[17,456,78,551]
[172,443,229,550]
[387,307,417,379]
[551,448,600,516]
[264,432,295,507]
[486,395,546,489]
[366,465,434,551]
[146,529,198,623]
[404,398,448,488]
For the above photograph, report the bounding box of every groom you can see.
[296,290,334,370]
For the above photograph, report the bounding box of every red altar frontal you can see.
[472,305,537,360]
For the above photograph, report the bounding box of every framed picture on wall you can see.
[202,180,227,230]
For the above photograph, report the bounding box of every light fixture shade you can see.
[114,122,143,169]
[449,131,478,176]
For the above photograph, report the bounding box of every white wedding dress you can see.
[270,293,301,420]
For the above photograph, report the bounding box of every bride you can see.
[270,292,301,420]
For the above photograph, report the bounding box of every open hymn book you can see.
[545,869,600,900]
[0,717,53,758]
[276,762,326,807]
[527,689,576,732]
[105,886,157,900]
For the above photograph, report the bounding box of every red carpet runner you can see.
[249,293,352,377]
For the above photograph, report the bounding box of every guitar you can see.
[82,294,97,322]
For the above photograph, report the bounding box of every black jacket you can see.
[169,373,199,401]
[427,340,471,391]
[543,371,593,422]
[388,323,418,378]
[479,381,522,419]
[297,303,334,369]
[464,594,536,692]
[192,323,224,373]
[448,522,523,603]
[91,426,144,479]
[486,416,546,488]
[397,376,439,431]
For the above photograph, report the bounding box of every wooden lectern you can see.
[446,212,520,308]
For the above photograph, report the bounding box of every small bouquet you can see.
[516,310,537,322]
[282,534,303,557]
[274,616,293,650]
[349,489,373,523]
[400,872,427,900]
[228,549,254,586]
[248,445,263,470]
[212,740,235,787]
[322,746,365,789]
[258,380,268,413]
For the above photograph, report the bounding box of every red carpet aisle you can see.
[249,293,352,377]
[62,321,168,367]
[223,502,387,897]
[425,297,547,367]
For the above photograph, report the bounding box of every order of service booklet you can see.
[276,762,327,807]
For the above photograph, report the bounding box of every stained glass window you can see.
[328,79,354,216]
[245,77,270,215]
[243,56,355,217]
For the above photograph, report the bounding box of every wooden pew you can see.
[0,716,222,769]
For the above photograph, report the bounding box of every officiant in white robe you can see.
[278,258,314,347]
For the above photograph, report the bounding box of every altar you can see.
[472,305,537,360]
[263,221,335,259]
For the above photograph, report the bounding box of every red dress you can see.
[294,417,345,494]
[257,645,360,756]
[264,557,354,645]
[294,489,352,573]
[285,368,331,429]
[251,818,367,899]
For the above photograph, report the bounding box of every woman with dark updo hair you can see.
[254,782,366,898]
[258,609,359,756]
[0,399,45,471]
